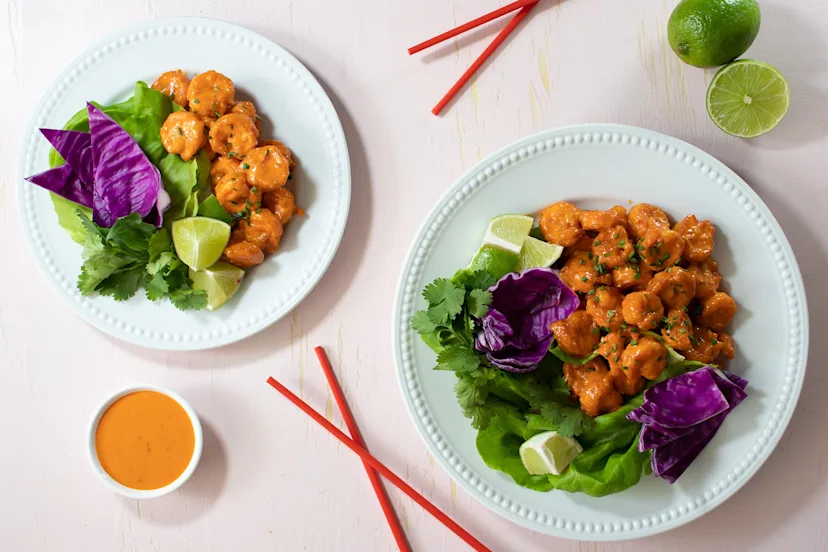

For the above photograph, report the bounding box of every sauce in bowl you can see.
[93,389,198,492]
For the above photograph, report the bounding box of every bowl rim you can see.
[87,384,204,499]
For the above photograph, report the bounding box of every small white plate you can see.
[88,384,203,500]
[17,17,350,350]
[392,124,808,540]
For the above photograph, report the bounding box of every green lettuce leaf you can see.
[476,395,650,497]
[196,195,233,225]
[47,82,210,239]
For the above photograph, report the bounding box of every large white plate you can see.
[17,17,350,351]
[392,125,807,540]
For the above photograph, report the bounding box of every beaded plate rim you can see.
[16,17,351,351]
[391,124,808,540]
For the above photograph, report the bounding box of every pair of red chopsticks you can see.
[409,0,540,115]
[266,347,490,552]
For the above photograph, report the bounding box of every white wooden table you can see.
[1,1,826,550]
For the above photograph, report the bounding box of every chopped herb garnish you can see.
[711,338,719,345]
[630,339,638,346]
[587,289,596,296]
[214,111,221,117]
[250,186,258,193]
[579,258,585,265]
[695,304,704,315]
[176,127,183,136]
[591,327,600,335]
[193,99,200,104]
[613,233,620,239]
[594,240,601,246]
[581,276,588,282]
[679,328,687,334]
[242,163,250,170]
[689,335,700,346]
[611,344,617,353]
[265,149,271,157]
[607,310,616,321]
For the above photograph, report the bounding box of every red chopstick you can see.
[431,1,539,115]
[266,376,491,552]
[407,0,538,55]
[314,347,411,552]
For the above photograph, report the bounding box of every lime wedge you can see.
[706,60,790,138]
[482,214,534,254]
[189,262,245,310]
[468,246,519,280]
[172,217,232,271]
[519,431,583,475]
[516,236,563,272]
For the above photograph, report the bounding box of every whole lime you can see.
[668,0,761,68]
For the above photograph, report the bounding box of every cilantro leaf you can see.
[105,214,156,256]
[148,228,173,260]
[77,251,134,294]
[463,403,494,430]
[526,377,595,437]
[97,268,144,301]
[466,289,492,319]
[73,211,206,310]
[411,310,439,334]
[422,278,465,323]
[169,288,208,311]
[455,375,489,408]
[459,270,497,292]
[146,251,175,276]
[435,344,480,373]
[145,272,170,301]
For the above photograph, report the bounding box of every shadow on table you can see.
[627,184,828,549]
[119,420,228,525]
[115,46,374,369]
[747,3,828,149]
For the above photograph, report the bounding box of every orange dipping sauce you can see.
[95,391,195,490]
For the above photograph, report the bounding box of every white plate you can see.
[392,125,807,540]
[17,18,350,351]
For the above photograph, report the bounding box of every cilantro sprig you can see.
[411,269,593,436]
[76,211,207,310]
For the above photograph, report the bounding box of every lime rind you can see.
[172,217,232,271]
[706,59,790,138]
[516,237,563,272]
[189,261,245,311]
[519,431,584,475]
[482,214,534,254]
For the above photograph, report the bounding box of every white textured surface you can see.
[393,124,807,540]
[18,18,350,350]
[0,1,826,551]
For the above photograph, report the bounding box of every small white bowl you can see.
[87,384,204,499]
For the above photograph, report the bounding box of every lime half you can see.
[516,237,563,272]
[706,60,790,138]
[189,262,245,310]
[172,217,232,271]
[482,214,534,254]
[468,246,519,280]
[519,431,583,476]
